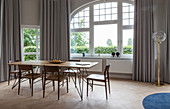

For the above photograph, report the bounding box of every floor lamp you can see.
[152,31,166,87]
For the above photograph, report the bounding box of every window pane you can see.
[24,55,36,61]
[94,24,117,54]
[130,6,134,12]
[23,28,40,61]
[106,15,111,20]
[130,19,134,25]
[24,28,36,47]
[130,13,134,18]
[93,2,117,22]
[100,3,105,9]
[71,32,89,54]
[94,9,99,15]
[100,15,105,21]
[112,2,117,7]
[94,4,99,10]
[94,16,100,21]
[106,3,112,8]
[71,7,89,29]
[123,29,133,54]
[100,9,105,15]
[106,8,111,14]
[123,7,129,12]
[112,8,117,13]
[123,13,129,19]
[123,19,129,25]
[122,3,134,26]
[112,14,117,20]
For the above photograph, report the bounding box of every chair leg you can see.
[75,73,76,88]
[31,79,33,96]
[92,80,93,91]
[58,81,60,100]
[105,81,108,99]
[53,80,55,91]
[69,74,70,82]
[8,73,10,85]
[58,68,60,100]
[43,79,46,98]
[87,79,89,97]
[67,78,69,93]
[18,75,21,95]
[42,76,43,89]
[108,78,111,94]
[29,79,31,89]
[14,73,17,79]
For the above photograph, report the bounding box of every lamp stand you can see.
[154,42,165,87]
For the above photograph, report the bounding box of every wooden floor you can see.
[0,78,170,109]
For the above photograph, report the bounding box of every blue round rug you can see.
[143,93,170,109]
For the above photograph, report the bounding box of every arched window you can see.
[70,0,134,57]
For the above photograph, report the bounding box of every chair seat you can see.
[46,75,67,82]
[21,73,42,79]
[87,74,105,81]
[63,69,79,73]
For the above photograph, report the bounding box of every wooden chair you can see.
[87,64,111,99]
[8,60,20,88]
[18,65,42,96]
[43,66,69,100]
[63,60,80,87]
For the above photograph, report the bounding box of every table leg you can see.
[70,68,86,101]
[81,69,84,100]
[57,66,60,100]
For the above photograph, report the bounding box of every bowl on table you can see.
[49,59,64,64]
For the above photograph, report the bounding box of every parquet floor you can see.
[0,78,170,109]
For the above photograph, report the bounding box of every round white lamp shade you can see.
[152,31,166,43]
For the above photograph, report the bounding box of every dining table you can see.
[8,60,98,100]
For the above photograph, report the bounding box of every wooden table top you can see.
[8,60,98,69]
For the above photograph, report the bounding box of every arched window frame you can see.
[70,0,134,58]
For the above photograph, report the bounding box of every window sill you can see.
[71,55,133,60]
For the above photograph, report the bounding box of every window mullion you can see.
[21,28,24,61]
[36,28,39,60]
[90,6,94,55]
[117,1,123,55]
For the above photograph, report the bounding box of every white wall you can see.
[71,0,95,13]
[107,59,132,74]
[20,0,166,26]
[21,0,40,25]
[75,58,133,79]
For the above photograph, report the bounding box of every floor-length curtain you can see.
[0,0,21,81]
[162,0,170,83]
[40,0,70,61]
[133,0,155,82]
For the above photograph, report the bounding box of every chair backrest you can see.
[18,65,33,73]
[43,66,59,73]
[8,60,20,70]
[8,60,20,63]
[104,64,110,79]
